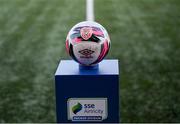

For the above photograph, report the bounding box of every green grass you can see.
[96,0,180,122]
[0,0,85,122]
[0,0,180,122]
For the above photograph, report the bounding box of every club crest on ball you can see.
[80,27,93,40]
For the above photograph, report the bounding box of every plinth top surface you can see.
[55,59,119,76]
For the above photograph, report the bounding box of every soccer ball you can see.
[66,21,110,66]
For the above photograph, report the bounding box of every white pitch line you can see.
[86,0,94,21]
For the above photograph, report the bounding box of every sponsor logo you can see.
[72,103,82,114]
[78,49,95,58]
[73,42,101,65]
[80,27,93,40]
[68,98,108,121]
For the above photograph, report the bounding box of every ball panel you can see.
[73,42,101,66]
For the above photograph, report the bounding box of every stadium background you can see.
[0,0,180,122]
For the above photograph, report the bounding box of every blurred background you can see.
[0,0,180,122]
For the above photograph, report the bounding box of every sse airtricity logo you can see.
[68,98,108,121]
[72,103,82,114]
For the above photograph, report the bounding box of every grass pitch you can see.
[0,0,180,122]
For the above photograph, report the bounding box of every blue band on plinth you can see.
[79,64,99,70]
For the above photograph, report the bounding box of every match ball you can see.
[66,21,110,66]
